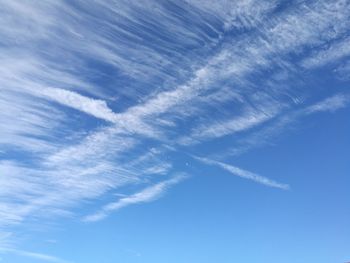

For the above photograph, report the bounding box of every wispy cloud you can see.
[83,175,186,222]
[0,248,72,263]
[209,93,350,159]
[301,37,350,69]
[0,0,349,250]
[179,99,283,145]
[36,87,118,123]
[305,93,350,114]
[195,157,289,190]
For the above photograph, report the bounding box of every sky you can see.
[0,0,349,262]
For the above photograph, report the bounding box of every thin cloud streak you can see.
[301,37,350,69]
[0,248,72,263]
[195,157,289,190]
[37,87,118,123]
[83,175,186,222]
[305,93,350,114]
[0,0,349,247]
[211,93,350,159]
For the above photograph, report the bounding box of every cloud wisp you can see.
[305,93,350,114]
[83,175,186,222]
[195,157,289,190]
[0,248,72,263]
[0,0,349,248]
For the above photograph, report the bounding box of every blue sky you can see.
[0,0,350,262]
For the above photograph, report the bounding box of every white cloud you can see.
[180,102,282,144]
[209,93,350,160]
[306,94,350,114]
[83,175,185,222]
[195,157,289,190]
[302,37,350,69]
[0,248,72,263]
[0,0,349,249]
[36,88,118,123]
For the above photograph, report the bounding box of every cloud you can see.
[195,157,289,190]
[0,248,72,263]
[302,37,350,69]
[36,88,118,123]
[208,93,350,159]
[179,100,283,145]
[305,94,350,114]
[0,0,349,250]
[32,87,163,139]
[83,175,186,222]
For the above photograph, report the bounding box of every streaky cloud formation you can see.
[305,93,350,114]
[84,175,186,222]
[36,87,118,123]
[0,1,349,260]
[194,157,289,190]
[0,248,72,263]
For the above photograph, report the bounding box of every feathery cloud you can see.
[195,157,289,190]
[0,248,72,263]
[0,0,349,249]
[306,94,350,114]
[83,175,186,222]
